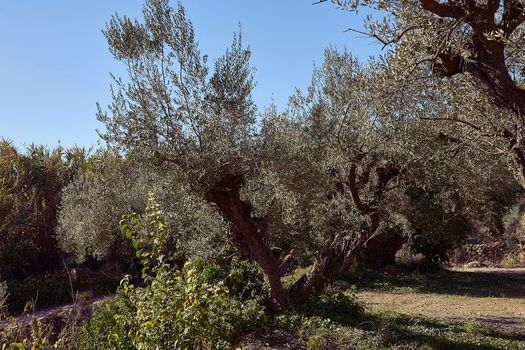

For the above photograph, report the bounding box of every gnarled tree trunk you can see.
[288,161,402,302]
[206,174,286,306]
[362,227,405,269]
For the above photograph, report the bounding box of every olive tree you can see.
[96,0,509,306]
[97,0,294,304]
[57,152,148,262]
[57,150,228,266]
[260,47,510,293]
[98,0,381,305]
[319,0,525,190]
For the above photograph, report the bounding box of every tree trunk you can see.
[362,227,406,269]
[287,249,333,302]
[206,174,286,306]
[288,162,402,302]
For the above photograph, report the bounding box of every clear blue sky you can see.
[0,1,378,149]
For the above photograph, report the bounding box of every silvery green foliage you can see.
[322,0,525,186]
[373,62,517,244]
[370,57,522,255]
[251,50,381,252]
[93,0,516,299]
[251,49,396,259]
[97,0,257,190]
[57,160,150,262]
[145,171,229,262]
[94,0,275,266]
[255,46,513,261]
[57,160,227,263]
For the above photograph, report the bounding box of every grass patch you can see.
[342,267,525,297]
[250,268,525,349]
[271,302,525,349]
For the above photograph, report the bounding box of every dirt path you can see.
[0,296,108,331]
[450,266,525,278]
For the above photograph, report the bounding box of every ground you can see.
[352,267,525,348]
[358,290,524,334]
[3,267,525,349]
[240,267,525,349]
[355,268,525,328]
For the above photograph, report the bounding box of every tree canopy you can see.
[73,0,518,307]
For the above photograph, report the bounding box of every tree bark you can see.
[288,161,402,301]
[419,0,525,187]
[206,174,286,306]
[362,227,405,269]
[287,250,333,301]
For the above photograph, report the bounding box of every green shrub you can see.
[78,192,267,349]
[223,257,264,302]
[132,260,266,349]
[77,294,135,350]
[79,260,265,350]
[175,256,264,301]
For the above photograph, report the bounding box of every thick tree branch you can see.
[501,0,525,34]
[486,0,501,16]
[289,162,402,301]
[287,248,333,301]
[433,51,463,77]
[206,174,286,306]
[419,0,464,19]
[347,163,371,215]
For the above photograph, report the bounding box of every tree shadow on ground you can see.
[343,267,525,298]
[290,289,524,349]
[474,318,525,342]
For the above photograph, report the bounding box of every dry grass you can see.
[451,266,525,275]
[358,291,525,329]
[355,267,525,337]
[0,292,107,349]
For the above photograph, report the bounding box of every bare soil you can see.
[0,296,107,331]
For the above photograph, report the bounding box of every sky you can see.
[0,1,379,149]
